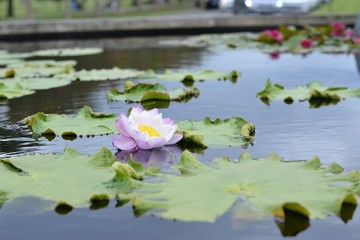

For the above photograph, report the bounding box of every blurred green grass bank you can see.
[0,0,195,20]
[315,0,360,15]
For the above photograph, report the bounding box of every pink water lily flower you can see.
[300,39,313,48]
[330,21,346,37]
[261,29,283,43]
[353,37,360,44]
[345,29,353,37]
[112,106,183,150]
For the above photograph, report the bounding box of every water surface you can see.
[0,37,359,240]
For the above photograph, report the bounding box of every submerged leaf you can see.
[21,106,118,139]
[0,147,140,212]
[107,81,199,103]
[256,80,360,108]
[177,117,255,148]
[132,151,360,223]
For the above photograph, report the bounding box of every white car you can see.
[219,0,236,10]
[247,0,285,13]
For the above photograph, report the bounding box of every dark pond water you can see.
[0,37,360,240]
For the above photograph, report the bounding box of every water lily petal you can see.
[115,113,131,137]
[112,134,137,150]
[147,108,159,116]
[166,133,183,145]
[136,137,167,149]
[163,117,174,125]
[159,124,177,141]
[131,105,143,114]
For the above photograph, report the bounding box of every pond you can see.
[0,36,360,240]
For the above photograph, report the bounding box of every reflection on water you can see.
[1,38,360,240]
[115,145,182,168]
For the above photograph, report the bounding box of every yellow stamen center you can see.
[137,125,160,137]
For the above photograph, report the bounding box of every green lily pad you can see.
[142,69,239,83]
[0,82,34,101]
[257,80,360,107]
[6,60,76,78]
[31,48,103,57]
[0,77,72,90]
[132,151,360,222]
[0,52,32,64]
[22,106,252,146]
[107,81,200,103]
[0,147,141,212]
[0,58,24,66]
[58,68,145,82]
[21,106,118,139]
[176,117,255,148]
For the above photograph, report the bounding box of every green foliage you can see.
[0,82,34,101]
[21,105,118,139]
[314,0,360,14]
[22,106,253,146]
[0,147,359,227]
[0,147,141,212]
[142,69,240,83]
[132,151,360,223]
[257,80,360,108]
[177,116,255,148]
[162,24,359,54]
[31,48,103,57]
[0,77,72,90]
[107,81,199,104]
[6,60,76,78]
[58,68,145,81]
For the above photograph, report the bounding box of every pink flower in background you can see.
[330,21,346,36]
[345,29,353,37]
[112,106,183,150]
[300,39,313,48]
[353,37,360,44]
[261,29,283,43]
